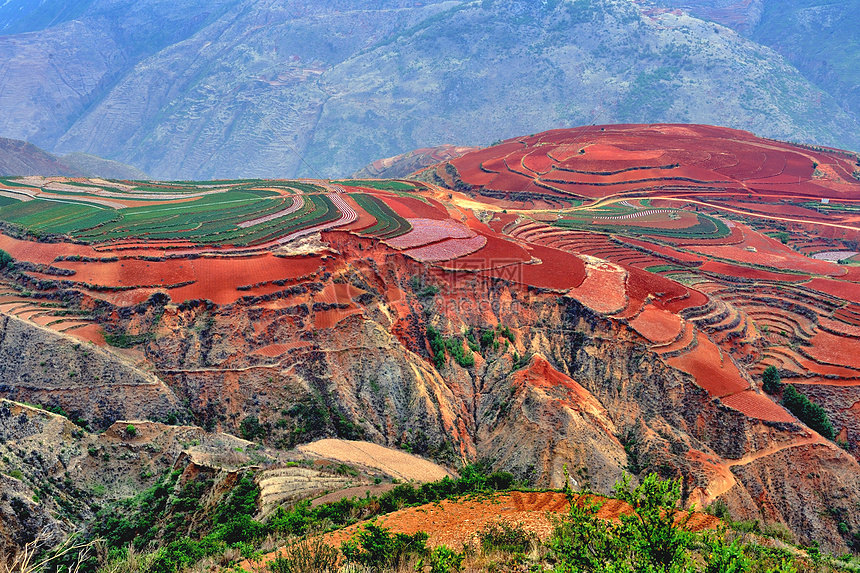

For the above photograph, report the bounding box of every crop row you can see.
[74,193,289,242]
[351,193,411,238]
[554,213,730,240]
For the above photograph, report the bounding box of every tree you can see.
[548,492,628,572]
[782,385,835,440]
[762,366,782,394]
[614,474,692,573]
[549,474,694,573]
[0,249,12,270]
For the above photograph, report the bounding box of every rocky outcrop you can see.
[0,313,183,429]
[3,231,860,552]
[44,240,851,552]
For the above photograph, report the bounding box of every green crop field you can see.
[0,177,351,246]
[0,196,22,208]
[555,213,730,240]
[351,193,412,238]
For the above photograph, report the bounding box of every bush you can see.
[267,536,339,573]
[341,521,428,571]
[762,366,782,394]
[126,424,137,437]
[548,493,625,572]
[479,520,536,554]
[614,474,693,572]
[420,545,464,573]
[703,534,749,573]
[239,415,266,440]
[782,385,835,440]
[216,514,268,545]
[426,324,446,369]
[148,536,224,573]
[0,249,12,270]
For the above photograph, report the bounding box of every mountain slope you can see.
[656,0,860,128]
[301,0,860,177]
[750,1,860,121]
[60,152,148,179]
[0,0,858,179]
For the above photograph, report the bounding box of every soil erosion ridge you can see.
[2,125,860,552]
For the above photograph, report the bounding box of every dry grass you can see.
[2,529,99,573]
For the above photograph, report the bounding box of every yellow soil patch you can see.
[296,439,454,483]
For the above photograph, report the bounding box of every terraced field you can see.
[3,126,860,555]
[426,126,860,434]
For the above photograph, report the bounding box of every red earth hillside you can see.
[3,125,860,553]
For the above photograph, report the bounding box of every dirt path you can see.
[725,433,827,469]
[705,432,830,502]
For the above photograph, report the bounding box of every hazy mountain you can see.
[657,1,860,124]
[0,137,79,176]
[60,152,149,179]
[0,0,858,179]
[0,137,145,178]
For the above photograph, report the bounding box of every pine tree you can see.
[762,365,782,394]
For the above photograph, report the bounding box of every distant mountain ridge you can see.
[0,137,147,178]
[0,137,78,177]
[0,0,858,179]
[351,144,478,179]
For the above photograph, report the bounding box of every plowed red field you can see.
[481,244,586,290]
[250,490,719,569]
[630,306,683,343]
[806,331,860,369]
[719,390,795,423]
[666,336,749,398]
[443,124,860,205]
[806,278,860,305]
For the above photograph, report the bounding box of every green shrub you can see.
[341,521,428,571]
[703,534,749,573]
[479,520,536,554]
[148,536,224,573]
[548,493,625,572]
[426,324,446,369]
[420,545,464,573]
[615,474,693,572]
[550,473,694,573]
[215,514,268,545]
[239,415,266,441]
[0,249,12,270]
[126,424,137,437]
[426,325,475,368]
